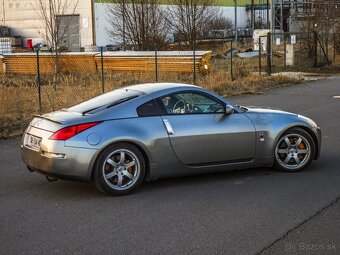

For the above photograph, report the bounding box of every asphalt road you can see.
[1,77,339,255]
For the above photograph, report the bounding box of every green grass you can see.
[95,0,251,7]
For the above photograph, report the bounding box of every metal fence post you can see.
[314,31,318,67]
[258,37,262,75]
[334,32,336,63]
[283,33,287,69]
[230,40,234,80]
[154,44,158,82]
[36,50,42,112]
[267,32,272,75]
[100,46,105,94]
[193,40,196,84]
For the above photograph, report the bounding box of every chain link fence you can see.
[1,32,340,137]
[263,31,340,74]
[0,46,207,136]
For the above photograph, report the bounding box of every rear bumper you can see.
[21,144,98,181]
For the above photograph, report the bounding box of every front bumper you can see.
[21,144,98,181]
[315,127,322,160]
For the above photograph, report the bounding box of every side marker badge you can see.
[260,132,265,142]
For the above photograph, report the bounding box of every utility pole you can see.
[233,0,238,43]
[270,0,274,67]
[280,0,283,32]
[251,0,254,31]
[271,0,274,33]
[267,0,270,29]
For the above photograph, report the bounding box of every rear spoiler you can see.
[33,115,63,124]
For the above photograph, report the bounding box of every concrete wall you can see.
[1,0,93,48]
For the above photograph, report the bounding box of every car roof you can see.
[125,83,199,95]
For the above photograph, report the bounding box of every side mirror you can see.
[224,104,235,114]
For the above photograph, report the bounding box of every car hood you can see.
[243,106,297,116]
[242,106,318,128]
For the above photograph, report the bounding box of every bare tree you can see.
[106,0,169,50]
[167,0,220,45]
[292,0,340,62]
[206,16,233,31]
[313,1,340,62]
[202,15,233,39]
[34,0,79,86]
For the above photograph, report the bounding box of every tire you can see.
[274,128,315,172]
[93,143,145,196]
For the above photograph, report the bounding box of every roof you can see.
[126,83,199,94]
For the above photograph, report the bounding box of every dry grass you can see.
[0,60,302,139]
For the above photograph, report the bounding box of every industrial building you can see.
[0,0,260,49]
[0,0,337,51]
[0,0,95,50]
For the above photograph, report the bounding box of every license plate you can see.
[26,134,42,151]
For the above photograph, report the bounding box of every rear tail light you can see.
[49,122,102,140]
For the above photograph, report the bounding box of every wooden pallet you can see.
[3,53,97,74]
[0,57,3,74]
[95,51,211,74]
[2,51,211,75]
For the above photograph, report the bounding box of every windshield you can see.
[68,89,144,114]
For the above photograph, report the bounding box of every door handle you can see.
[163,119,174,135]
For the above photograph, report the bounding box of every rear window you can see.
[68,89,144,114]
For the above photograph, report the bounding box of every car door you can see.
[158,91,256,166]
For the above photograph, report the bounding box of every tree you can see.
[206,16,233,31]
[166,0,220,45]
[34,0,79,86]
[293,0,340,63]
[201,15,233,39]
[106,0,169,50]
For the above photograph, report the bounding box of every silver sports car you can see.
[21,83,321,195]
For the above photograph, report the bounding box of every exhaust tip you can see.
[45,175,58,182]
[27,166,35,172]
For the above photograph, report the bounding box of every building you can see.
[0,0,273,50]
[0,0,95,50]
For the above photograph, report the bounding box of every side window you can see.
[160,92,224,115]
[137,100,159,117]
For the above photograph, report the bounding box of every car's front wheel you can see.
[274,128,315,172]
[93,143,145,195]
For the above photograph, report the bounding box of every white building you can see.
[0,0,257,49]
[0,0,95,49]
[94,3,251,46]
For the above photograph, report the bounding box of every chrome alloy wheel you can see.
[275,134,312,170]
[102,149,140,191]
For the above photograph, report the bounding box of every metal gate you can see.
[56,14,80,52]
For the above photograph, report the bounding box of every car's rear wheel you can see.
[274,128,315,172]
[93,143,145,195]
